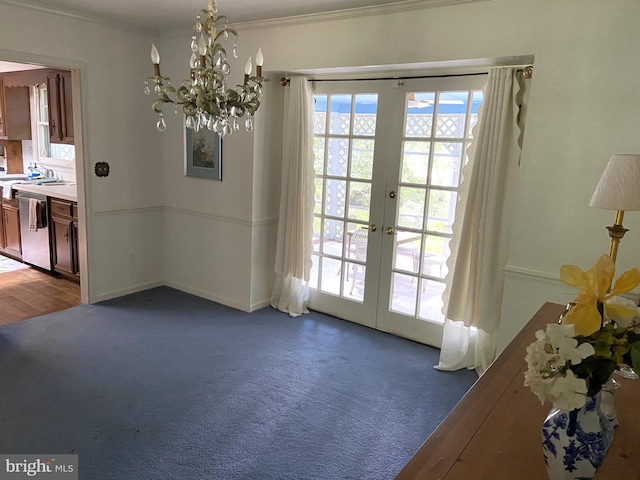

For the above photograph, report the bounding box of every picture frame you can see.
[185,127,222,180]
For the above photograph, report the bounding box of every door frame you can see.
[308,75,487,349]
[0,48,89,303]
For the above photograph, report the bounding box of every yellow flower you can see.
[559,254,640,336]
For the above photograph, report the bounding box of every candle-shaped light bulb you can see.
[244,57,252,84]
[255,48,263,77]
[151,44,160,64]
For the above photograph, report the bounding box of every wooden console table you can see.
[396,302,640,479]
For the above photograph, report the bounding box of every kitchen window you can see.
[33,84,75,163]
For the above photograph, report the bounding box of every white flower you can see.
[548,370,588,412]
[524,370,552,404]
[606,296,640,328]
[545,323,576,347]
[558,339,595,365]
[524,339,548,370]
[524,322,595,410]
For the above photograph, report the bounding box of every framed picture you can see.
[185,127,222,180]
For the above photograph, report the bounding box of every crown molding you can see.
[1,0,491,36]
[167,0,492,35]
[0,0,148,34]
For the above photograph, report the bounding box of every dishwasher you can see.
[18,192,52,271]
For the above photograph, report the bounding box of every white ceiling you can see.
[0,61,45,73]
[0,0,435,33]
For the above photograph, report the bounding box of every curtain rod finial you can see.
[280,76,290,86]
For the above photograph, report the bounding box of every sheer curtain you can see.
[436,67,528,374]
[270,76,316,317]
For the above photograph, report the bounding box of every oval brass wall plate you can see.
[95,162,110,177]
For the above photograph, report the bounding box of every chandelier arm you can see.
[151,98,171,114]
[214,28,237,42]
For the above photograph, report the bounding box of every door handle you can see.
[386,227,396,235]
[389,190,397,199]
[368,224,377,232]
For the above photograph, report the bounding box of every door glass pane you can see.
[324,179,346,217]
[353,94,377,136]
[313,178,323,215]
[344,262,365,301]
[431,142,462,187]
[390,272,417,316]
[401,141,430,184]
[426,189,456,234]
[351,139,375,180]
[320,257,342,295]
[313,217,321,252]
[327,138,349,177]
[418,279,446,322]
[420,235,449,280]
[435,91,469,139]
[398,187,425,229]
[405,92,435,137]
[347,182,371,222]
[329,94,351,134]
[394,234,420,273]
[313,138,325,175]
[322,218,345,256]
[314,94,327,134]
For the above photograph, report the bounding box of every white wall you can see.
[0,2,164,302]
[3,0,640,346]
[229,0,640,339]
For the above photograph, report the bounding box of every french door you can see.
[308,76,485,348]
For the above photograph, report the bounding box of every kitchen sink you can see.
[0,174,29,181]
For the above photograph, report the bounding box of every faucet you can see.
[41,167,55,179]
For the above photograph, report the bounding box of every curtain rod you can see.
[279,65,533,86]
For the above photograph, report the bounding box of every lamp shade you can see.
[590,154,640,211]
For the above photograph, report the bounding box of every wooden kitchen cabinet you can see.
[0,83,31,140]
[50,197,79,279]
[1,196,22,259]
[0,189,5,250]
[47,72,74,144]
[0,77,5,138]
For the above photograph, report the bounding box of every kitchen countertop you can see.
[9,182,78,202]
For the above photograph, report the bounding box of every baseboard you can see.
[92,280,164,303]
[249,298,272,312]
[163,280,252,313]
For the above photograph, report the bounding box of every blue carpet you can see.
[0,287,477,479]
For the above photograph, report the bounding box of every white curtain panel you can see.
[436,67,526,374]
[270,77,316,317]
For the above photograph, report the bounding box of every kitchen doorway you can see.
[0,56,87,320]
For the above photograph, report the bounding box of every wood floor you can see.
[0,266,81,326]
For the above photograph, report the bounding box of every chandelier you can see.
[145,0,266,137]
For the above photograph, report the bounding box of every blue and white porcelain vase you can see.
[542,396,614,479]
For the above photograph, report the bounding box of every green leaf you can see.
[630,341,640,373]
[571,357,617,397]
